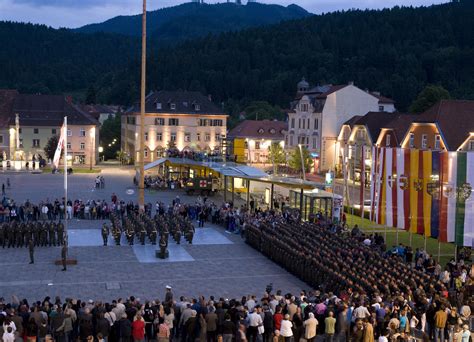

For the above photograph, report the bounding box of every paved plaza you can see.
[0,168,307,302]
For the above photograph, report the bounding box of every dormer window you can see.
[156,102,162,110]
[183,101,188,107]
[269,128,276,134]
[258,128,264,134]
[194,104,200,111]
[170,103,176,110]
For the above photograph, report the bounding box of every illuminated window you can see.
[386,135,391,147]
[435,135,441,149]
[155,118,165,126]
[80,142,85,150]
[32,139,40,147]
[170,133,176,142]
[156,133,162,141]
[80,128,86,137]
[409,133,415,148]
[421,134,427,149]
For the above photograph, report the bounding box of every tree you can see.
[100,115,121,160]
[44,135,59,162]
[85,85,97,105]
[242,101,285,121]
[288,146,313,176]
[268,142,286,174]
[409,85,451,113]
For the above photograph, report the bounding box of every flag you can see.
[360,145,365,218]
[53,122,66,169]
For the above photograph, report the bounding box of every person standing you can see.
[434,306,447,342]
[61,244,67,271]
[324,312,336,342]
[303,312,318,342]
[28,238,34,264]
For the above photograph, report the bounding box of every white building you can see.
[285,79,396,172]
[122,91,228,164]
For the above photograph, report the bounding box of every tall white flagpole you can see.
[64,116,68,248]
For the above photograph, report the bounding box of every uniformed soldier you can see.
[28,238,34,264]
[139,227,146,245]
[48,221,56,247]
[101,223,109,246]
[57,222,64,246]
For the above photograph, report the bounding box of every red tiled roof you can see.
[370,92,395,104]
[228,120,287,139]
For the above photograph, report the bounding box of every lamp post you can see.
[298,143,306,181]
[89,127,95,170]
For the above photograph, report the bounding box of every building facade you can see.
[0,91,99,167]
[227,119,286,164]
[401,100,474,152]
[285,79,396,172]
[122,91,228,164]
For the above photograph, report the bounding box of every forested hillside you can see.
[1,1,473,117]
[77,2,310,43]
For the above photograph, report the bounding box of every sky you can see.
[0,0,447,29]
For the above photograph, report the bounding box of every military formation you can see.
[245,218,436,299]
[0,221,65,248]
[106,209,195,246]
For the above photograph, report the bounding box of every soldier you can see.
[0,223,4,248]
[33,222,40,247]
[48,221,56,247]
[113,227,121,246]
[40,223,48,247]
[127,227,134,245]
[57,222,64,246]
[185,226,194,244]
[139,227,146,245]
[7,222,15,248]
[150,227,157,245]
[61,244,67,271]
[174,228,181,244]
[28,238,34,264]
[101,223,109,246]
[16,223,24,248]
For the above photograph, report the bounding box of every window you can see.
[80,128,86,137]
[205,133,211,142]
[421,134,427,149]
[298,119,301,129]
[255,141,260,149]
[32,139,40,147]
[156,102,162,110]
[386,135,391,147]
[144,148,148,157]
[156,133,162,141]
[313,138,317,149]
[435,134,441,149]
[197,133,201,141]
[80,142,85,150]
[0,135,2,144]
[67,129,72,137]
[291,118,295,129]
[144,132,148,141]
[409,133,415,148]
[19,139,23,148]
[215,133,221,142]
[307,119,310,130]
[379,105,384,112]
[52,129,57,135]
[358,129,364,139]
[168,118,179,126]
[19,128,22,134]
[170,133,176,142]
[33,128,39,134]
[301,103,309,112]
[67,142,71,149]
[170,103,176,110]
[155,118,165,126]
[469,140,474,151]
[289,136,293,146]
[314,118,318,130]
[212,119,223,126]
[194,104,200,111]
[184,133,191,142]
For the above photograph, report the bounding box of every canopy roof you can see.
[144,158,324,190]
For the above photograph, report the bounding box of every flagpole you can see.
[138,0,147,211]
[64,116,68,248]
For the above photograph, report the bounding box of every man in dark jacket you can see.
[117,313,132,342]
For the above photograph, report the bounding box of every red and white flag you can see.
[53,122,66,169]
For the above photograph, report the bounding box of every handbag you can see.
[258,325,265,334]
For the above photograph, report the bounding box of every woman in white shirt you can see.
[280,314,293,342]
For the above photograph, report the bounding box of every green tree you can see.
[100,115,121,160]
[409,85,451,113]
[289,146,313,176]
[268,142,286,174]
[242,101,285,121]
[44,135,59,162]
[85,85,97,105]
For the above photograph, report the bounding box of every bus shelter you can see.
[289,189,343,222]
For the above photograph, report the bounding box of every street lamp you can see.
[298,143,306,181]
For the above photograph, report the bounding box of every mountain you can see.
[99,1,474,112]
[76,2,311,44]
[0,21,139,102]
[0,1,472,115]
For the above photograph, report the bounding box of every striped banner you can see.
[369,148,474,246]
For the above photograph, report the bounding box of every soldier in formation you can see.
[0,221,65,248]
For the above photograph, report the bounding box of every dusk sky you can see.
[0,0,447,29]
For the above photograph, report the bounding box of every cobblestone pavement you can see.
[0,168,307,303]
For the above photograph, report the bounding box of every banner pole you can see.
[64,116,68,249]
